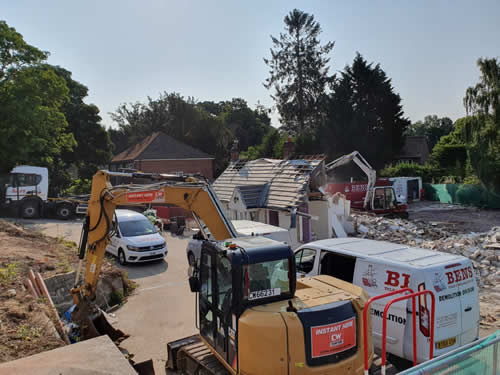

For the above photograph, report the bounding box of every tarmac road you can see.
[113,232,196,373]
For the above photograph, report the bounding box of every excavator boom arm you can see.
[326,151,377,209]
[73,170,236,303]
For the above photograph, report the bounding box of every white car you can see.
[186,220,298,266]
[106,209,167,265]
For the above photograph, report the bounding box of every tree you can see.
[406,115,454,150]
[0,21,48,85]
[459,58,500,191]
[51,66,113,180]
[0,21,76,173]
[319,53,410,168]
[0,64,75,173]
[264,9,334,134]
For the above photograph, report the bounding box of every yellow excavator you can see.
[70,170,373,375]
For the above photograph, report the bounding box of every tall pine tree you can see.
[264,9,334,134]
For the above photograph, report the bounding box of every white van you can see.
[107,209,168,265]
[186,220,298,266]
[294,238,479,365]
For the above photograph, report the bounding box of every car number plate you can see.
[248,288,281,300]
[436,337,456,349]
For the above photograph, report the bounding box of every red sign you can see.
[310,317,356,358]
[126,190,165,203]
[384,270,411,288]
[446,266,473,285]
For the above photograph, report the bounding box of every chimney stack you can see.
[283,137,295,160]
[230,140,239,162]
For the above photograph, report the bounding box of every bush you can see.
[379,162,441,183]
[61,178,91,196]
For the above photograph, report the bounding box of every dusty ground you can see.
[0,220,77,363]
[0,219,131,364]
[409,201,500,232]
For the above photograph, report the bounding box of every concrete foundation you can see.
[0,335,137,375]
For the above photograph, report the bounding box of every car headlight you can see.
[127,245,141,251]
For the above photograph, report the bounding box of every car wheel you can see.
[118,249,127,265]
[22,200,39,219]
[188,252,195,266]
[56,204,73,220]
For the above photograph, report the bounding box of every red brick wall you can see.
[135,159,214,179]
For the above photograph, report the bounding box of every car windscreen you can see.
[243,258,290,302]
[119,219,157,237]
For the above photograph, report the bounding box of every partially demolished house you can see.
[212,151,331,243]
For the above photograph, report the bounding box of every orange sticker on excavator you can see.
[310,317,356,358]
[126,190,165,203]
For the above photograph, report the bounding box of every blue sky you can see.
[2,1,499,128]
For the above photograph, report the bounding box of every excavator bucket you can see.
[71,297,127,341]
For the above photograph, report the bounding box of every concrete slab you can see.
[0,335,137,375]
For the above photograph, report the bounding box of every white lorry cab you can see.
[186,220,298,266]
[107,209,168,265]
[0,165,87,219]
[294,238,479,365]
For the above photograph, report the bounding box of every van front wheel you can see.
[118,249,127,266]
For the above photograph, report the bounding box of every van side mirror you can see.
[189,276,200,293]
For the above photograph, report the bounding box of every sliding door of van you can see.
[352,259,408,359]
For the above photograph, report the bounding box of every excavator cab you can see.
[187,236,296,372]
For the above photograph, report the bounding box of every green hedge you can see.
[423,183,500,208]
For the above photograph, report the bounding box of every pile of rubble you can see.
[353,214,500,288]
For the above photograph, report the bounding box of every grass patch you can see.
[16,325,41,341]
[0,262,19,285]
[108,290,125,306]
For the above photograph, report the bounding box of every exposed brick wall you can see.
[135,159,214,179]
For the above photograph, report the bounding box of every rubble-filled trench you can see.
[0,220,134,363]
[353,213,500,335]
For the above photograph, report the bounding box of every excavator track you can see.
[167,335,230,375]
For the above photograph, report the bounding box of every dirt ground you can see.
[408,201,500,233]
[0,220,130,364]
[0,220,78,363]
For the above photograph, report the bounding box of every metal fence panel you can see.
[399,331,499,375]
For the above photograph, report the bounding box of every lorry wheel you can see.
[118,249,127,266]
[21,200,40,219]
[56,204,74,220]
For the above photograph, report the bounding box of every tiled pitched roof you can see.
[111,132,213,163]
[213,158,324,210]
[397,136,430,161]
[236,184,269,209]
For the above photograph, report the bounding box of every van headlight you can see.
[127,245,141,251]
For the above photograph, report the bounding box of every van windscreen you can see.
[119,219,157,237]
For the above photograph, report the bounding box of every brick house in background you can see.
[109,132,214,179]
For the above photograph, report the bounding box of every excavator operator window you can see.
[243,259,290,302]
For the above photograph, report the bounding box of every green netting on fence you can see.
[400,331,499,375]
[423,183,500,208]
